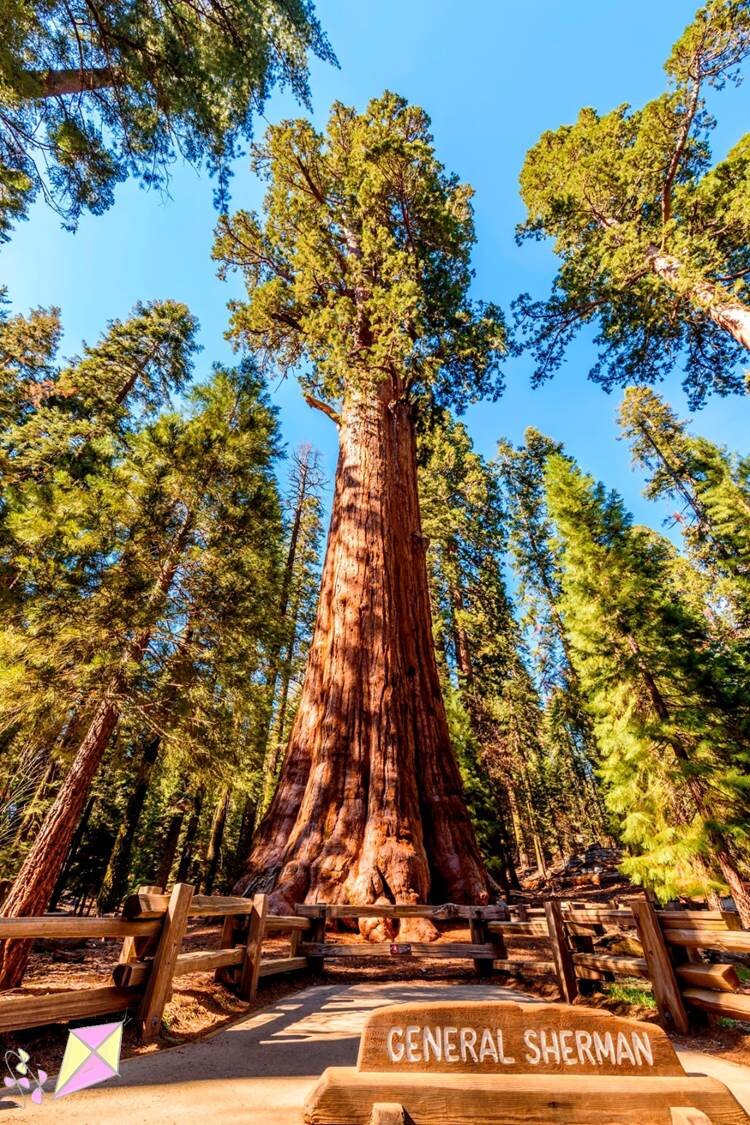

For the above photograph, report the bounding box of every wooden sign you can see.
[304,1001,750,1124]
[357,1000,678,1078]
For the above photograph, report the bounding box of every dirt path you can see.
[2,982,749,1123]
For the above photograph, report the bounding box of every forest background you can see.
[1,0,750,965]
[6,0,747,508]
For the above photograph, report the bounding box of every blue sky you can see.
[4,0,749,529]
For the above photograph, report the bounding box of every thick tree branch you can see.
[31,67,120,98]
[661,73,701,228]
[303,394,340,425]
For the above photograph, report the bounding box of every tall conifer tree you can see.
[0,0,334,237]
[545,453,750,920]
[217,93,505,926]
[516,0,750,406]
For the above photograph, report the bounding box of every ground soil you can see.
[3,912,750,1079]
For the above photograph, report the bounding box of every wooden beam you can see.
[114,946,245,988]
[119,885,162,966]
[257,956,308,978]
[0,916,161,939]
[626,897,689,1034]
[492,958,555,974]
[264,916,311,933]
[572,952,649,978]
[657,911,725,926]
[470,914,494,976]
[239,892,268,1001]
[488,920,550,937]
[298,941,505,959]
[670,1110,712,1125]
[306,906,328,973]
[124,890,312,923]
[676,963,742,993]
[0,986,140,1034]
[294,903,508,921]
[682,988,750,1022]
[562,909,634,926]
[664,930,750,953]
[139,882,194,1041]
[544,900,578,1004]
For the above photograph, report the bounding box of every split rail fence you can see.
[0,890,748,1040]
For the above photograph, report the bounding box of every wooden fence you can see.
[0,891,748,1040]
[0,884,310,1042]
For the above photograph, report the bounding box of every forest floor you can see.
[3,912,750,1078]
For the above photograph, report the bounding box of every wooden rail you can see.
[0,892,748,1039]
[0,885,312,1041]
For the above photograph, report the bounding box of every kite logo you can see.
[54,1021,123,1098]
[3,1048,47,1104]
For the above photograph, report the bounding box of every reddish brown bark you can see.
[648,248,750,352]
[0,696,120,986]
[0,517,189,987]
[234,385,490,934]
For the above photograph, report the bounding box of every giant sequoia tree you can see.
[0,0,333,238]
[516,0,750,406]
[216,93,505,923]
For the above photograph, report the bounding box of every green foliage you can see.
[0,0,335,237]
[516,0,750,406]
[214,92,505,415]
[619,386,750,631]
[0,299,287,896]
[605,980,656,1009]
[419,414,608,882]
[545,451,750,901]
[495,429,609,852]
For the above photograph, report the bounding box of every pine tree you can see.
[216,93,505,925]
[0,1,334,238]
[516,0,750,406]
[0,356,283,984]
[418,415,519,888]
[496,429,607,845]
[259,444,325,812]
[619,386,750,630]
[545,453,750,921]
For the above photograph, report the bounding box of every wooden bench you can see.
[304,1000,748,1123]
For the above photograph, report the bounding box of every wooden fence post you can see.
[626,896,689,1034]
[544,899,578,1004]
[306,904,328,973]
[239,893,268,1001]
[470,910,495,977]
[215,909,245,987]
[118,884,162,967]
[138,882,194,1042]
[562,899,609,996]
[369,1105,406,1125]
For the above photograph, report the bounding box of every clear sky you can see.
[4,0,749,530]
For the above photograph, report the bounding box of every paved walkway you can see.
[1,982,749,1123]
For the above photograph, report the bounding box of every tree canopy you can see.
[214,91,505,418]
[0,0,335,238]
[516,0,750,406]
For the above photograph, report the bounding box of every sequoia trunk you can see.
[235,385,490,924]
[649,248,750,352]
